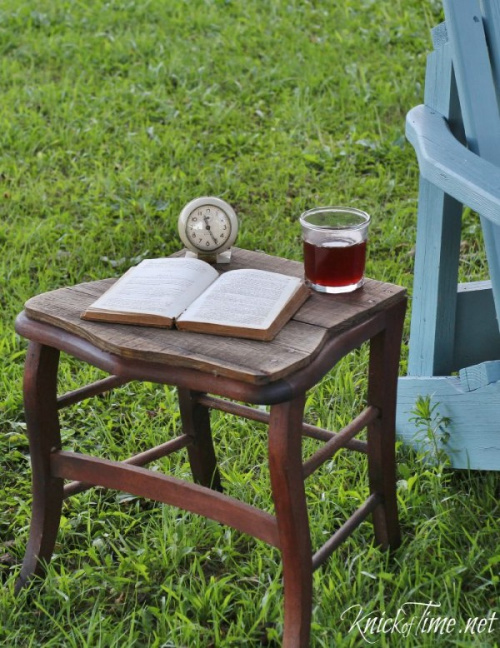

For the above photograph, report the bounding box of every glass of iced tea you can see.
[300,206,370,293]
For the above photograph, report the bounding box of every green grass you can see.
[1,0,499,646]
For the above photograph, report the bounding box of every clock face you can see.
[179,197,238,256]
[186,204,232,252]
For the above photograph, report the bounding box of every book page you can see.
[177,269,302,330]
[86,258,219,319]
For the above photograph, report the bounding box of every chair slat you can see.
[444,0,500,157]
[479,0,500,102]
[443,0,500,325]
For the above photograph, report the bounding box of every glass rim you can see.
[300,206,370,231]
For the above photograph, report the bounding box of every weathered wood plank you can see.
[23,248,405,385]
[294,279,404,330]
[24,283,325,383]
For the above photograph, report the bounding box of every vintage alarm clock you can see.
[178,196,239,263]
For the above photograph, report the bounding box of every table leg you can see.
[16,342,64,592]
[367,299,406,549]
[268,395,312,648]
[178,388,222,492]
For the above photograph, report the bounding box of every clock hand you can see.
[204,215,218,244]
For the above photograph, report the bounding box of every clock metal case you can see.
[178,196,239,264]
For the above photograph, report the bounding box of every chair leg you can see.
[367,299,406,549]
[268,396,312,648]
[16,342,64,593]
[178,388,222,492]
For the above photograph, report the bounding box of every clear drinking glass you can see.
[300,206,370,294]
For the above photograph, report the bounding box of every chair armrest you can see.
[406,104,500,226]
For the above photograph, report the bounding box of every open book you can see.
[81,257,310,341]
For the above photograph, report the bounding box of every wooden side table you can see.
[14,248,406,647]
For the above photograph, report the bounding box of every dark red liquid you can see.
[303,239,367,287]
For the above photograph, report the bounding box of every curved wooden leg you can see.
[268,396,312,648]
[178,388,222,492]
[367,299,406,549]
[15,342,64,592]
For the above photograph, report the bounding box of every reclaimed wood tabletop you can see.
[22,248,405,384]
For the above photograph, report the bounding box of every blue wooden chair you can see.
[397,0,500,470]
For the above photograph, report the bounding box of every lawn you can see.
[0,0,498,646]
